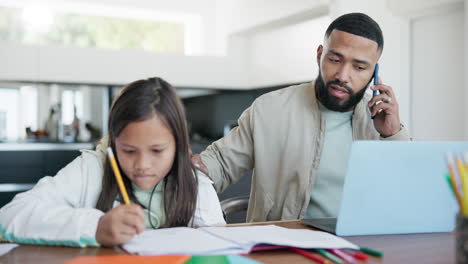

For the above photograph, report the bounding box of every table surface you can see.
[0,220,454,264]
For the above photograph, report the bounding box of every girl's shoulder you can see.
[195,170,214,185]
[191,169,226,227]
[78,149,106,170]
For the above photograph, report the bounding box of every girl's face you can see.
[115,113,176,190]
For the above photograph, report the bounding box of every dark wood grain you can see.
[0,245,125,264]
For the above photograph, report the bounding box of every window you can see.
[0,88,20,140]
[0,85,38,140]
[0,5,185,54]
[0,82,108,142]
[20,86,38,132]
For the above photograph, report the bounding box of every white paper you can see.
[0,243,18,256]
[203,225,358,250]
[123,227,248,255]
[123,225,358,256]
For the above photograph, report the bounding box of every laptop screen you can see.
[320,141,462,236]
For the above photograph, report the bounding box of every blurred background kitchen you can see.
[0,0,466,223]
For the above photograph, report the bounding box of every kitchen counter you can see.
[0,142,94,151]
[0,143,93,207]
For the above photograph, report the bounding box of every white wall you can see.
[247,16,330,87]
[0,41,249,88]
[466,0,468,140]
[219,0,329,35]
[387,0,465,140]
[411,8,464,140]
[0,42,40,81]
[215,0,329,56]
[388,0,462,18]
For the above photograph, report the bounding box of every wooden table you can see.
[243,220,454,264]
[0,220,454,264]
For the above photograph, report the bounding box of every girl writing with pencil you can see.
[0,77,225,247]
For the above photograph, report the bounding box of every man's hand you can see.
[367,77,401,137]
[96,204,145,247]
[191,154,209,176]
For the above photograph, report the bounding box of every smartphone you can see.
[371,63,379,119]
[372,63,379,97]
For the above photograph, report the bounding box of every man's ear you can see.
[316,45,323,65]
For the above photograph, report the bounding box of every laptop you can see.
[302,140,465,236]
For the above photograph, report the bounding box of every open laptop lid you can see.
[301,218,337,234]
[335,141,462,236]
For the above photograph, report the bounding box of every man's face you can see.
[316,29,380,112]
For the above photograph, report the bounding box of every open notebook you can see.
[122,225,358,255]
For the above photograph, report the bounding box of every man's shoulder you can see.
[253,82,314,107]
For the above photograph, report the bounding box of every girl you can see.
[0,77,225,247]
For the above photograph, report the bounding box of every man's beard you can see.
[315,72,369,112]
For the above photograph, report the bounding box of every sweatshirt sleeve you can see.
[191,171,226,227]
[200,105,256,193]
[0,152,105,247]
[380,124,412,141]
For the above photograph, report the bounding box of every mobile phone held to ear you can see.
[372,63,379,97]
[371,64,379,119]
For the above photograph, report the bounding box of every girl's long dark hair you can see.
[95,77,198,227]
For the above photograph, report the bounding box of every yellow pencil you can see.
[446,153,463,212]
[107,147,130,205]
[464,152,468,185]
[455,154,468,216]
[463,153,468,214]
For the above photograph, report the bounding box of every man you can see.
[192,13,410,222]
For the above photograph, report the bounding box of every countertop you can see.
[0,141,95,151]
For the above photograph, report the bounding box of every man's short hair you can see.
[325,13,384,52]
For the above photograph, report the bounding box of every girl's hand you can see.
[96,204,145,247]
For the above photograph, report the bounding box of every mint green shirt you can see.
[306,103,353,218]
[133,182,166,229]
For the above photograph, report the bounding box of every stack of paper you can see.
[0,243,18,256]
[123,225,358,255]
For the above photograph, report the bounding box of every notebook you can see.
[302,140,465,236]
[122,225,358,255]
